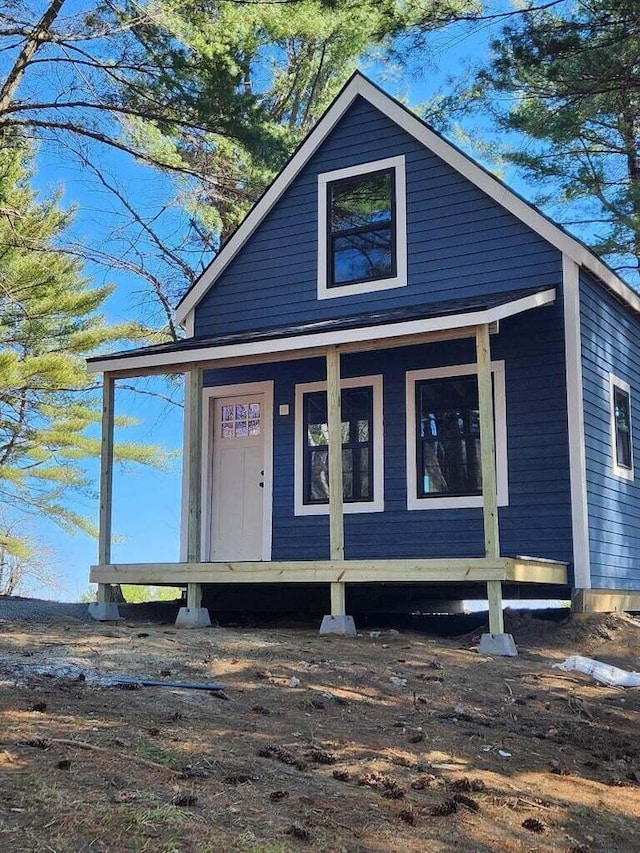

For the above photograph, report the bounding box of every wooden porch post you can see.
[176,366,210,627]
[476,324,504,635]
[186,366,203,564]
[89,373,120,620]
[98,372,115,568]
[326,346,346,617]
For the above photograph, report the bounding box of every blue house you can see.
[87,73,640,649]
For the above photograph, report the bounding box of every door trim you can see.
[202,381,274,561]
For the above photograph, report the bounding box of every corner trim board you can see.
[562,255,591,589]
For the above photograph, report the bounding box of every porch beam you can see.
[92,556,568,586]
[91,557,509,586]
[505,557,568,585]
[98,373,115,567]
[186,366,203,563]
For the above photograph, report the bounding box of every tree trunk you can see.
[0,0,67,117]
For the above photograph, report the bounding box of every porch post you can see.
[176,366,211,628]
[89,373,120,621]
[186,366,203,564]
[326,346,344,564]
[320,346,356,637]
[476,325,517,656]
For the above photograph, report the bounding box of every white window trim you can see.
[201,381,274,560]
[405,362,509,510]
[294,374,384,516]
[609,372,634,481]
[317,155,407,300]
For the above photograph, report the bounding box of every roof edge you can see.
[92,287,556,376]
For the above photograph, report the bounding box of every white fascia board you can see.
[89,288,556,376]
[174,73,636,326]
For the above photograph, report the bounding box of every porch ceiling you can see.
[87,286,556,377]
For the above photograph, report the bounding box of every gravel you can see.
[0,595,182,624]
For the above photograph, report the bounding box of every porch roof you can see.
[87,285,555,376]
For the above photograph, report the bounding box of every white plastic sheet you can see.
[553,655,640,687]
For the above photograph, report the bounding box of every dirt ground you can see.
[0,611,639,853]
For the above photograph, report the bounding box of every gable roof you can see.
[175,71,640,327]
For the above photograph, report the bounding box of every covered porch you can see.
[87,287,567,649]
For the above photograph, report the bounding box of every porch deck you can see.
[91,555,567,587]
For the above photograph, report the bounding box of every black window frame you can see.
[302,386,374,506]
[326,167,396,289]
[612,381,633,472]
[414,374,485,500]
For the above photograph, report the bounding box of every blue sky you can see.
[25,6,522,601]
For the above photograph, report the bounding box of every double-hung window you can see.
[416,375,482,499]
[406,364,508,510]
[610,374,634,480]
[294,376,384,515]
[317,157,406,299]
[328,169,395,287]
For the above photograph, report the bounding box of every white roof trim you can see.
[174,73,639,326]
[90,288,556,375]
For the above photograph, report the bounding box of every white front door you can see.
[210,394,265,561]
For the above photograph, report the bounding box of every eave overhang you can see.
[88,286,556,378]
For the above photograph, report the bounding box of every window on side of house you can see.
[317,156,406,300]
[406,363,508,510]
[294,376,384,515]
[610,374,633,480]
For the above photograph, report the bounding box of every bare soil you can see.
[0,611,639,852]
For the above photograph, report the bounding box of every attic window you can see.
[328,169,394,286]
[318,156,406,300]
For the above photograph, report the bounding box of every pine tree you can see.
[0,138,157,560]
[479,0,640,278]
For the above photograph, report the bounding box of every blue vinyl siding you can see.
[203,302,573,567]
[194,96,562,337]
[580,271,640,590]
